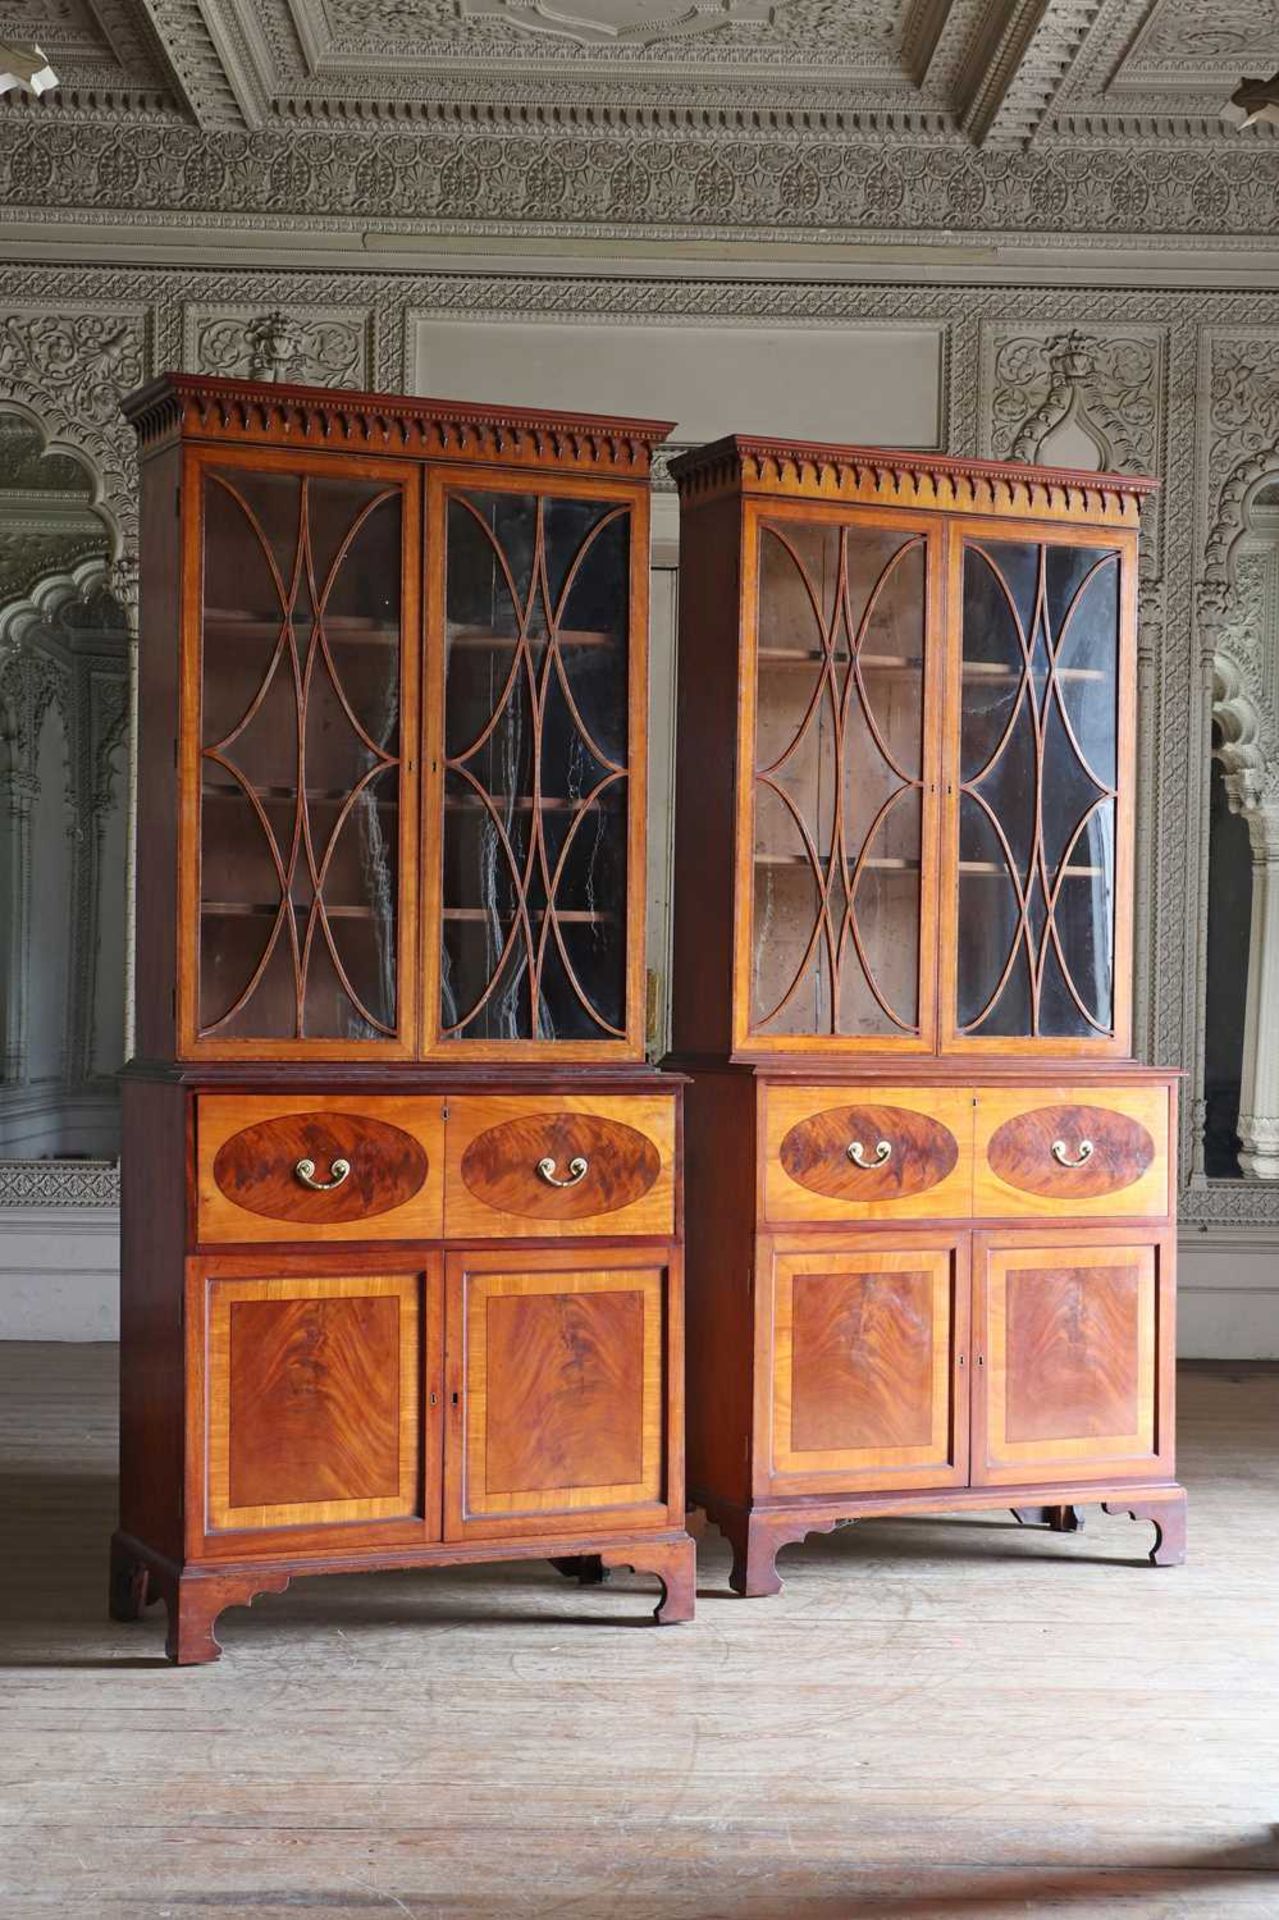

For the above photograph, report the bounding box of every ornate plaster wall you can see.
[0,258,1275,1347]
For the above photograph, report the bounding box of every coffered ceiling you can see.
[2,0,1274,133]
[0,0,1275,253]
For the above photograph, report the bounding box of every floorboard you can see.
[0,1347,1276,1918]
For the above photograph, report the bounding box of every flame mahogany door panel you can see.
[970,1229,1174,1487]
[183,446,421,1060]
[191,1253,443,1560]
[763,1235,970,1496]
[444,1247,678,1542]
[734,502,945,1057]
[423,468,649,1062]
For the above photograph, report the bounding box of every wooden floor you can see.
[1,1348,1277,1919]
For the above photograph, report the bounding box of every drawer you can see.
[196,1096,445,1243]
[444,1094,677,1239]
[762,1084,974,1223]
[973,1084,1170,1220]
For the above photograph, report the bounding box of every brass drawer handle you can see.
[847,1139,892,1170]
[537,1155,589,1189]
[1051,1138,1094,1168]
[294,1155,351,1192]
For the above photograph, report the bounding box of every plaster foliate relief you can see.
[187,306,370,387]
[983,323,1166,572]
[456,1,777,46]
[1,123,1276,245]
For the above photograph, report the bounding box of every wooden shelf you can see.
[204,613,401,647]
[755,853,920,873]
[201,901,379,919]
[447,627,617,651]
[443,906,615,924]
[203,783,398,806]
[443,791,622,813]
[757,649,922,673]
[962,660,1106,684]
[959,860,1104,879]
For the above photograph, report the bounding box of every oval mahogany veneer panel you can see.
[461,1112,662,1220]
[986,1104,1155,1199]
[779,1104,959,1204]
[213,1112,429,1224]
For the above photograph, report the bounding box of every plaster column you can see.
[0,770,38,1086]
[1238,803,1279,1179]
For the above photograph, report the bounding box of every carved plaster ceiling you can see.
[1,0,1275,130]
[0,0,1275,245]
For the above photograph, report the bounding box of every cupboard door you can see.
[766,1237,969,1494]
[971,1230,1173,1486]
[185,448,420,1058]
[426,473,647,1060]
[737,505,943,1054]
[445,1249,674,1540]
[942,526,1135,1056]
[194,1259,441,1550]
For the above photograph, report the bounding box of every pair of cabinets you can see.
[767,1225,1173,1500]
[194,1244,679,1553]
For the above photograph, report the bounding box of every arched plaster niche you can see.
[1201,459,1279,1179]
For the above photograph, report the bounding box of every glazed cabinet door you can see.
[971,1229,1174,1487]
[445,1248,678,1541]
[183,448,421,1058]
[424,471,648,1060]
[764,1235,969,1495]
[190,1253,443,1559]
[941,523,1136,1057]
[736,504,944,1055]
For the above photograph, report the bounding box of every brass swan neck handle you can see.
[536,1155,589,1189]
[294,1156,351,1192]
[847,1139,892,1170]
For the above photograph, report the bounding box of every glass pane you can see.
[956,538,1119,1040]
[197,467,403,1042]
[750,519,926,1040]
[440,490,630,1043]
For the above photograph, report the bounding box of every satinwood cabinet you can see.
[111,374,693,1662]
[668,435,1185,1594]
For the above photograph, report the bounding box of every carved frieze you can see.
[186,305,370,387]
[1,121,1276,244]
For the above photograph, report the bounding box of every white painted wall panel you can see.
[414,318,946,449]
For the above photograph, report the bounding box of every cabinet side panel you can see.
[119,1078,190,1560]
[670,495,742,1057]
[683,1070,757,1508]
[134,444,182,1062]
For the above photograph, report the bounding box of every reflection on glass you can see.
[440,490,630,1043]
[750,519,926,1039]
[956,538,1119,1040]
[198,467,403,1041]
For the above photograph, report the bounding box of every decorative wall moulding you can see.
[1,122,1277,246]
